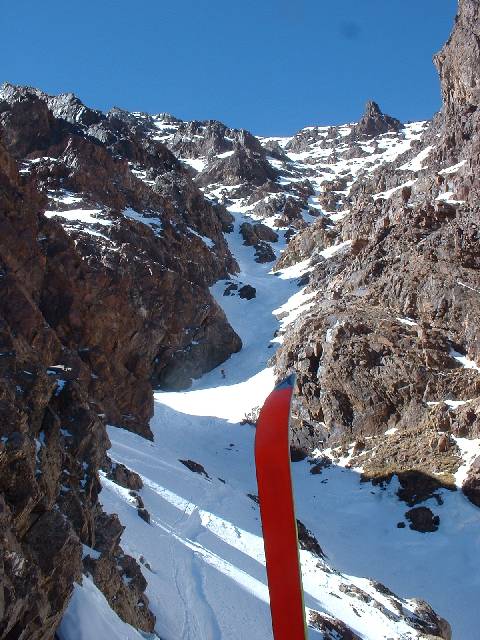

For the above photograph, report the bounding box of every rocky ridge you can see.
[273,0,480,519]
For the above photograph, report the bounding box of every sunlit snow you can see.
[44,208,112,226]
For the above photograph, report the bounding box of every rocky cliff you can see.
[274,0,480,513]
[0,87,243,637]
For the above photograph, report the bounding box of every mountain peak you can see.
[350,99,402,139]
[364,99,383,117]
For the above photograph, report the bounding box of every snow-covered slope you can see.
[59,192,479,638]
[131,110,429,230]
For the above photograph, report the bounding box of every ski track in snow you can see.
[60,208,480,639]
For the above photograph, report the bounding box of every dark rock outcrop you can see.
[107,462,143,491]
[296,520,324,558]
[238,284,257,300]
[240,221,278,245]
[350,100,402,139]
[179,459,210,478]
[405,506,441,533]
[239,222,278,263]
[408,600,452,640]
[309,612,361,639]
[253,242,276,263]
[463,456,480,506]
[83,512,154,631]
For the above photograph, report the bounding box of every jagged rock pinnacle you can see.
[350,99,402,139]
[364,100,383,117]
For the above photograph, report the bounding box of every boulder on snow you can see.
[238,284,256,300]
[109,461,143,490]
[240,221,278,245]
[296,519,325,558]
[405,506,440,533]
[240,222,277,263]
[253,241,276,263]
[179,459,210,478]
[138,508,151,524]
[309,456,332,475]
[309,611,361,639]
[290,446,308,461]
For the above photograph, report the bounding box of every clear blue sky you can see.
[1,0,457,136]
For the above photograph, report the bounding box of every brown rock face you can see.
[463,456,480,506]
[0,4,477,637]
[240,222,278,245]
[0,86,242,637]
[432,0,480,206]
[434,0,480,116]
[197,146,278,188]
[274,0,480,508]
[83,511,155,632]
[409,600,452,640]
[0,140,109,638]
[0,84,242,436]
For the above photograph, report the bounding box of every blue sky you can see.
[1,0,457,135]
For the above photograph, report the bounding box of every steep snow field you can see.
[59,204,480,640]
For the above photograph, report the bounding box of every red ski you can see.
[255,375,308,640]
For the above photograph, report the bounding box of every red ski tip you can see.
[255,374,307,640]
